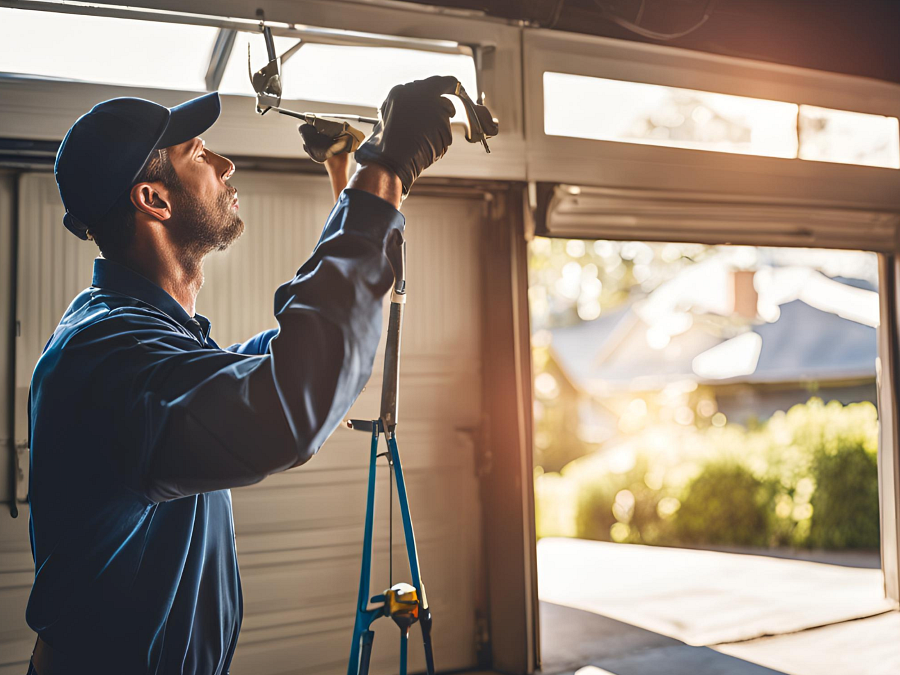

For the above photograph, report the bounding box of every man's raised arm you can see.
[70,78,455,501]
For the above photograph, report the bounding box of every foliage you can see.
[673,463,769,547]
[535,398,881,551]
[574,455,667,545]
[807,442,879,549]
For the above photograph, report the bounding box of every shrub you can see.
[549,398,880,551]
[572,455,671,544]
[807,442,879,548]
[673,462,769,547]
[574,478,619,542]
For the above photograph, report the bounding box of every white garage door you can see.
[6,170,484,675]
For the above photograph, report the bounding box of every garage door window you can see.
[219,32,478,111]
[0,8,217,91]
[544,71,900,169]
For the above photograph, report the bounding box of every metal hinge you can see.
[474,612,492,668]
[458,414,492,479]
[14,440,29,499]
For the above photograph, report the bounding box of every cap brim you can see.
[155,92,221,149]
[63,212,90,240]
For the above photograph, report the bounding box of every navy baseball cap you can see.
[55,92,221,240]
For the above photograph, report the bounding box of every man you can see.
[26,76,459,674]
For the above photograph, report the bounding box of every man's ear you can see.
[131,182,172,222]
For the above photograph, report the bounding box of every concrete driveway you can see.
[538,538,899,675]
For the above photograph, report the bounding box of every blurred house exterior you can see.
[548,250,878,446]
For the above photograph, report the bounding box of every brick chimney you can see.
[730,270,758,319]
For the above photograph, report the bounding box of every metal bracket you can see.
[249,13,498,152]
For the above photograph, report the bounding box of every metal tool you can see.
[346,230,436,675]
[249,13,498,152]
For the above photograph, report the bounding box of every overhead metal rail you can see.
[205,28,237,92]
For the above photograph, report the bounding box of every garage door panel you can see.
[233,471,463,533]
[235,536,476,675]
[233,623,475,675]
[233,471,476,568]
[345,371,482,425]
[232,622,350,675]
[233,618,477,675]
[238,528,470,616]
[232,425,477,495]
[198,176,332,347]
[401,198,484,357]
[234,620,474,675]
[0,508,34,675]
[11,171,484,672]
[232,465,479,602]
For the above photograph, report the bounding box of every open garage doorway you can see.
[527,238,898,675]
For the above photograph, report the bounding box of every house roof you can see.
[549,262,877,396]
[741,299,876,384]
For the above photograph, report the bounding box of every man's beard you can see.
[171,185,244,270]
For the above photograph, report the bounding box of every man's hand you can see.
[354,75,457,196]
[299,120,364,163]
[299,120,366,202]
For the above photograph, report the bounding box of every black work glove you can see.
[299,119,365,163]
[355,75,458,195]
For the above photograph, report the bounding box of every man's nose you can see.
[209,149,235,181]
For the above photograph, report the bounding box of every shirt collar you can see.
[91,258,211,341]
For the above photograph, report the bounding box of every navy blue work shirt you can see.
[26,189,404,674]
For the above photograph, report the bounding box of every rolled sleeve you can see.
[225,329,278,355]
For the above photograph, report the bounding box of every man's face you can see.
[165,137,244,254]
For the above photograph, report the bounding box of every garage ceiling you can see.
[396,0,900,85]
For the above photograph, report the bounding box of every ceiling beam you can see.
[204,28,236,92]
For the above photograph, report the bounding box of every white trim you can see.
[877,255,900,603]
[543,185,900,252]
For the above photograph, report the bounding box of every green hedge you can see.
[674,463,770,547]
[535,398,880,550]
[807,442,879,548]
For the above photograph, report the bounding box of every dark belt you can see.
[31,636,57,675]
